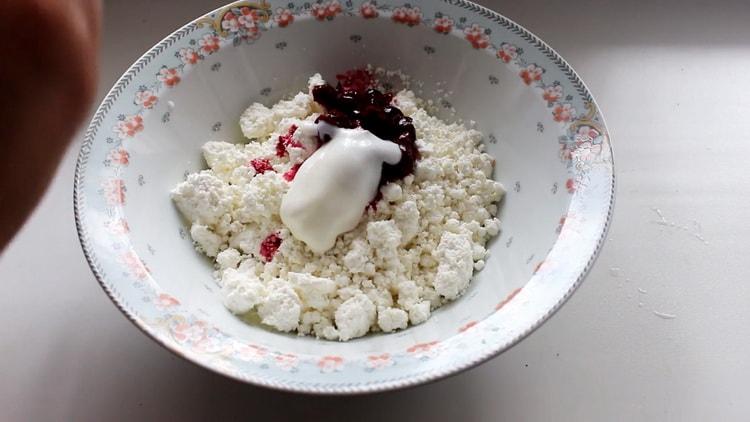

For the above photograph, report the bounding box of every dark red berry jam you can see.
[366,190,383,211]
[311,71,419,185]
[259,232,282,262]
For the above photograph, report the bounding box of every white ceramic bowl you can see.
[75,0,613,394]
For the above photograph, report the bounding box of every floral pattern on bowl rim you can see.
[75,0,614,394]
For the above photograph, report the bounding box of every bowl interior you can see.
[78,0,612,392]
[127,17,565,352]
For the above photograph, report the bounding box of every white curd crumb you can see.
[377,307,409,332]
[234,172,288,224]
[288,272,336,311]
[381,183,403,202]
[391,90,419,116]
[474,260,485,271]
[202,141,245,181]
[190,224,222,257]
[335,293,376,341]
[393,200,420,245]
[307,73,325,93]
[342,238,370,273]
[257,280,302,332]
[171,170,233,226]
[239,103,275,139]
[366,220,402,253]
[240,93,313,140]
[216,247,241,270]
[408,301,431,325]
[221,268,266,314]
[433,232,474,299]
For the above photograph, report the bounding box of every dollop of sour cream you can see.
[280,122,402,253]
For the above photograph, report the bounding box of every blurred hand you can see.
[0,0,101,251]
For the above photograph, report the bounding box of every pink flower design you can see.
[121,250,148,279]
[495,287,522,310]
[157,67,181,87]
[392,6,421,26]
[238,6,259,30]
[274,8,295,27]
[559,125,603,163]
[391,7,406,23]
[326,0,342,17]
[221,11,240,32]
[565,178,576,193]
[165,317,223,353]
[155,293,180,309]
[360,2,378,19]
[575,140,603,162]
[236,344,267,363]
[311,0,342,20]
[198,34,221,54]
[108,147,130,165]
[114,114,143,139]
[575,125,600,145]
[407,341,440,359]
[178,47,201,65]
[496,42,518,63]
[552,103,576,123]
[311,3,328,20]
[105,218,130,235]
[433,16,453,34]
[542,85,563,104]
[561,147,575,162]
[134,89,158,109]
[464,24,490,49]
[172,320,208,344]
[102,179,126,205]
[519,64,543,85]
[366,353,393,370]
[317,355,344,373]
[407,8,422,26]
[458,320,478,332]
[274,353,298,371]
[243,25,261,41]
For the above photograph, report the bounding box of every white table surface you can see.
[2,0,749,420]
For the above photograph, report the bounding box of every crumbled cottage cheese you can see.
[171,74,505,341]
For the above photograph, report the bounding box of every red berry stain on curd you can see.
[250,158,274,174]
[283,163,302,181]
[275,124,300,157]
[259,232,282,262]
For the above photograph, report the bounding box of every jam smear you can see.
[259,232,282,262]
[335,69,375,92]
[275,124,300,157]
[283,163,302,181]
[312,71,419,186]
[249,158,274,174]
